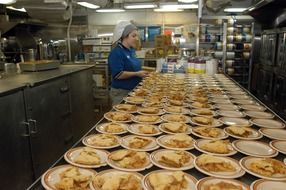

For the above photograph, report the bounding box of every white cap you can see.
[112,20,132,44]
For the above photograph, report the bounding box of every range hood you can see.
[246,0,286,28]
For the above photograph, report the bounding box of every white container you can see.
[195,62,206,74]
[226,52,235,59]
[214,51,223,58]
[226,60,234,67]
[206,59,218,75]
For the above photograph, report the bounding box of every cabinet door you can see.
[260,33,277,66]
[70,69,96,141]
[256,69,273,103]
[24,78,73,177]
[0,91,34,189]
[273,75,286,119]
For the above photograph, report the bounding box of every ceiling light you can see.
[6,6,26,12]
[178,0,198,3]
[124,3,157,9]
[224,8,247,13]
[96,9,125,13]
[77,2,100,9]
[161,4,198,9]
[154,8,183,12]
[0,0,16,4]
[98,33,113,37]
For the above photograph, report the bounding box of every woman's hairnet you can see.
[113,21,137,44]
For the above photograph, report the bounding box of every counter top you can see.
[0,64,94,96]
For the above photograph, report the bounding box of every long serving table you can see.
[27,73,286,190]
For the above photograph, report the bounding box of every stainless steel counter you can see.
[0,64,94,95]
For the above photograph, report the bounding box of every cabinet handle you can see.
[21,121,30,137]
[29,119,38,134]
[60,86,69,93]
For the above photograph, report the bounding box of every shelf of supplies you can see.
[199,41,217,44]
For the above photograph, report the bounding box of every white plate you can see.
[232,140,278,157]
[123,96,145,104]
[90,169,143,190]
[194,139,237,156]
[143,170,197,190]
[189,109,217,117]
[229,91,247,95]
[150,149,195,171]
[270,140,286,155]
[156,134,195,151]
[224,127,263,140]
[82,134,120,149]
[41,165,96,190]
[220,117,252,126]
[250,119,285,129]
[104,111,133,123]
[137,107,165,116]
[243,111,274,119]
[259,128,286,140]
[127,123,162,136]
[240,156,286,181]
[158,122,192,134]
[113,104,138,113]
[163,106,189,114]
[197,177,250,190]
[161,114,190,123]
[251,179,286,190]
[95,122,128,135]
[120,135,159,152]
[194,155,245,178]
[233,100,257,105]
[191,126,228,140]
[216,110,246,118]
[64,147,109,168]
[107,150,152,172]
[214,104,240,111]
[131,115,162,124]
[231,95,252,100]
[190,117,223,127]
[240,104,266,111]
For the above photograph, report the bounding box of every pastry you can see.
[164,114,189,123]
[149,171,188,190]
[162,122,188,133]
[164,134,193,148]
[192,116,214,125]
[139,107,160,114]
[105,123,125,133]
[87,134,118,147]
[138,124,158,134]
[128,136,152,149]
[250,158,286,177]
[109,150,148,169]
[227,126,252,137]
[204,181,243,190]
[115,104,137,112]
[196,154,236,172]
[74,148,101,165]
[200,140,232,154]
[159,151,190,167]
[193,127,222,138]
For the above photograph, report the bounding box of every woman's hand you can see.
[136,70,149,78]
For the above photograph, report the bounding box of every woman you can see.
[108,21,148,105]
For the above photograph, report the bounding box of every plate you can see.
[240,104,266,111]
[194,155,245,178]
[113,104,138,113]
[131,115,162,124]
[161,114,190,123]
[250,119,285,129]
[191,126,228,140]
[270,140,286,155]
[214,104,240,111]
[107,150,152,172]
[232,140,278,157]
[190,117,223,127]
[163,106,189,114]
[243,111,274,119]
[197,177,250,190]
[259,128,286,140]
[123,96,145,104]
[127,123,162,136]
[137,107,165,116]
[194,139,237,156]
[233,99,257,105]
[220,117,252,126]
[158,122,192,134]
[64,147,109,168]
[240,156,286,181]
[156,134,195,150]
[229,91,247,95]
[231,95,252,100]
[82,134,120,149]
[143,170,197,190]
[150,149,195,171]
[120,135,159,152]
[104,111,133,123]
[41,165,96,190]
[216,110,246,118]
[95,122,128,135]
[224,126,263,140]
[90,169,143,190]
[189,108,217,117]
[251,179,286,190]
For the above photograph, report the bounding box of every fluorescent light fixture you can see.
[124,3,157,9]
[7,6,26,12]
[0,0,16,4]
[161,4,198,9]
[154,8,183,12]
[224,8,247,13]
[96,9,125,13]
[77,2,100,9]
[98,33,113,37]
[178,0,198,3]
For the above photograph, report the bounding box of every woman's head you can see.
[113,21,138,48]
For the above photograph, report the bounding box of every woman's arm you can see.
[117,70,149,79]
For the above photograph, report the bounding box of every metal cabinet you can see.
[260,31,277,66]
[256,69,274,105]
[70,69,96,142]
[273,74,286,118]
[276,31,286,71]
[24,77,74,178]
[0,91,34,189]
